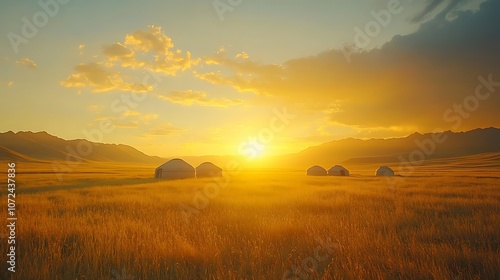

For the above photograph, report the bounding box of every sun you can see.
[240,141,266,160]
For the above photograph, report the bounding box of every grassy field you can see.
[0,162,499,279]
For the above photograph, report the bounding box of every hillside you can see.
[0,131,164,164]
[270,127,500,168]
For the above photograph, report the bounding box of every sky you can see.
[0,0,499,158]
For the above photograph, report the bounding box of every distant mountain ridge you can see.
[0,128,499,169]
[0,131,164,164]
[279,127,500,168]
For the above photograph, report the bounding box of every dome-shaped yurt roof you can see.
[307,165,327,176]
[196,162,222,178]
[155,158,195,180]
[376,166,394,176]
[328,165,349,176]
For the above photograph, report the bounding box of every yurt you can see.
[154,158,195,180]
[196,162,222,178]
[376,166,394,176]
[307,165,327,176]
[328,165,350,176]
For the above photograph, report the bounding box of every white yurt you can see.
[376,166,395,176]
[155,158,195,180]
[328,165,350,176]
[307,165,327,176]
[196,162,222,178]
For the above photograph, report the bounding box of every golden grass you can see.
[0,165,499,279]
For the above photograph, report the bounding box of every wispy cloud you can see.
[90,110,158,128]
[78,44,85,55]
[194,51,285,95]
[0,81,14,87]
[121,110,158,121]
[61,62,152,93]
[158,90,243,107]
[410,0,485,23]
[235,52,249,60]
[16,57,37,69]
[121,109,141,117]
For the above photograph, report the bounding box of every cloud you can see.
[102,42,141,68]
[194,0,500,132]
[122,109,140,117]
[204,53,284,78]
[125,25,174,55]
[16,58,37,69]
[158,89,243,107]
[61,62,152,93]
[120,110,158,121]
[146,122,184,136]
[90,109,158,129]
[410,0,485,23]
[64,25,199,93]
[235,52,249,59]
[103,25,199,75]
[194,52,285,95]
[78,44,85,55]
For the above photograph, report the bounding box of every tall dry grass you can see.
[0,168,499,279]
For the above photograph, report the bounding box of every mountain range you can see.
[0,128,499,169]
[277,127,500,168]
[0,131,164,164]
